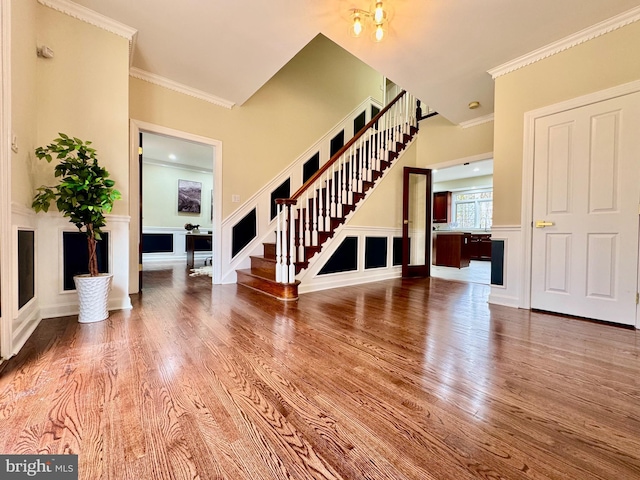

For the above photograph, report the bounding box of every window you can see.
[452,190,492,230]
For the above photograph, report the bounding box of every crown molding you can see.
[129,67,235,109]
[459,113,494,129]
[38,0,137,40]
[38,0,137,64]
[488,6,640,79]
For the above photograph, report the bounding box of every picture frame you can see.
[177,179,202,213]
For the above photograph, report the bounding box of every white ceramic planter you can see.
[73,273,113,323]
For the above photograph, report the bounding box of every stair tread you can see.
[236,268,300,285]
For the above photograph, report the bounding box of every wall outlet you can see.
[232,194,240,203]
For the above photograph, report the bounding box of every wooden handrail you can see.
[276,90,408,204]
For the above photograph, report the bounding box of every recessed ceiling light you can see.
[169,154,177,160]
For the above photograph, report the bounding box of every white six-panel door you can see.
[531,92,640,326]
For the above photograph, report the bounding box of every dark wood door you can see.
[402,167,432,278]
[138,132,143,291]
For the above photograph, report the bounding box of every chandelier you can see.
[350,1,388,42]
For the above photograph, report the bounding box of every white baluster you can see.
[330,162,336,218]
[298,200,304,262]
[337,157,343,218]
[318,180,324,233]
[288,204,295,282]
[312,190,318,246]
[325,171,331,231]
[348,146,354,205]
[275,203,282,283]
[304,191,310,246]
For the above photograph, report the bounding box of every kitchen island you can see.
[434,232,471,268]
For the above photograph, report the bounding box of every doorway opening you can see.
[130,121,222,293]
[430,158,493,285]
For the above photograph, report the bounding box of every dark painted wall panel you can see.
[18,230,35,309]
[270,178,291,221]
[142,233,174,253]
[330,130,345,158]
[393,237,403,266]
[302,153,320,184]
[365,237,387,269]
[491,240,504,286]
[232,208,257,258]
[63,232,109,291]
[319,237,358,275]
[353,111,366,135]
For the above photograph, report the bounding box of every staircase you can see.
[236,91,420,300]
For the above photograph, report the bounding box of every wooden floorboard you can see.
[1,264,640,479]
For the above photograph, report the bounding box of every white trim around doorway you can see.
[0,0,12,360]
[129,120,223,289]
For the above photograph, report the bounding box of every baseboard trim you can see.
[40,295,132,320]
[488,292,521,309]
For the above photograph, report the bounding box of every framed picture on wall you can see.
[177,179,202,213]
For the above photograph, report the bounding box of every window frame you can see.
[450,188,493,230]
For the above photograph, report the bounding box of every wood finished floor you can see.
[1,264,639,479]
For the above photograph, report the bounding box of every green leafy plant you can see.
[32,134,121,277]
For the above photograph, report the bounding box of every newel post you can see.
[275,198,297,284]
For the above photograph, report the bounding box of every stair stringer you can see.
[295,134,418,293]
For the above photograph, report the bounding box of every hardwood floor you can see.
[1,264,639,479]
[431,260,491,284]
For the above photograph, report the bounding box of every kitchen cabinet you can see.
[434,232,470,268]
[469,234,492,260]
[433,191,451,223]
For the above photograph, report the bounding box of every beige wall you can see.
[11,0,38,208]
[35,5,130,215]
[349,141,417,228]
[494,21,640,225]
[416,115,493,167]
[143,163,213,229]
[130,34,384,220]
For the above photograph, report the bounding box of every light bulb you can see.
[375,24,384,42]
[352,15,363,37]
[374,2,384,24]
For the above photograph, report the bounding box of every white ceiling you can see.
[142,132,214,172]
[72,0,640,124]
[433,159,493,183]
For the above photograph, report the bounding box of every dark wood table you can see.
[185,233,212,268]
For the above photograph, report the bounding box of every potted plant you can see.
[32,133,121,323]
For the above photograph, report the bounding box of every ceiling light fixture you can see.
[468,101,480,109]
[350,1,388,42]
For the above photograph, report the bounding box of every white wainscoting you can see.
[142,226,212,266]
[298,226,402,294]
[37,212,132,320]
[488,225,522,308]
[11,203,40,357]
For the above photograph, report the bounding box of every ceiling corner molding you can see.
[459,113,494,129]
[129,67,235,109]
[488,6,640,79]
[38,0,137,40]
